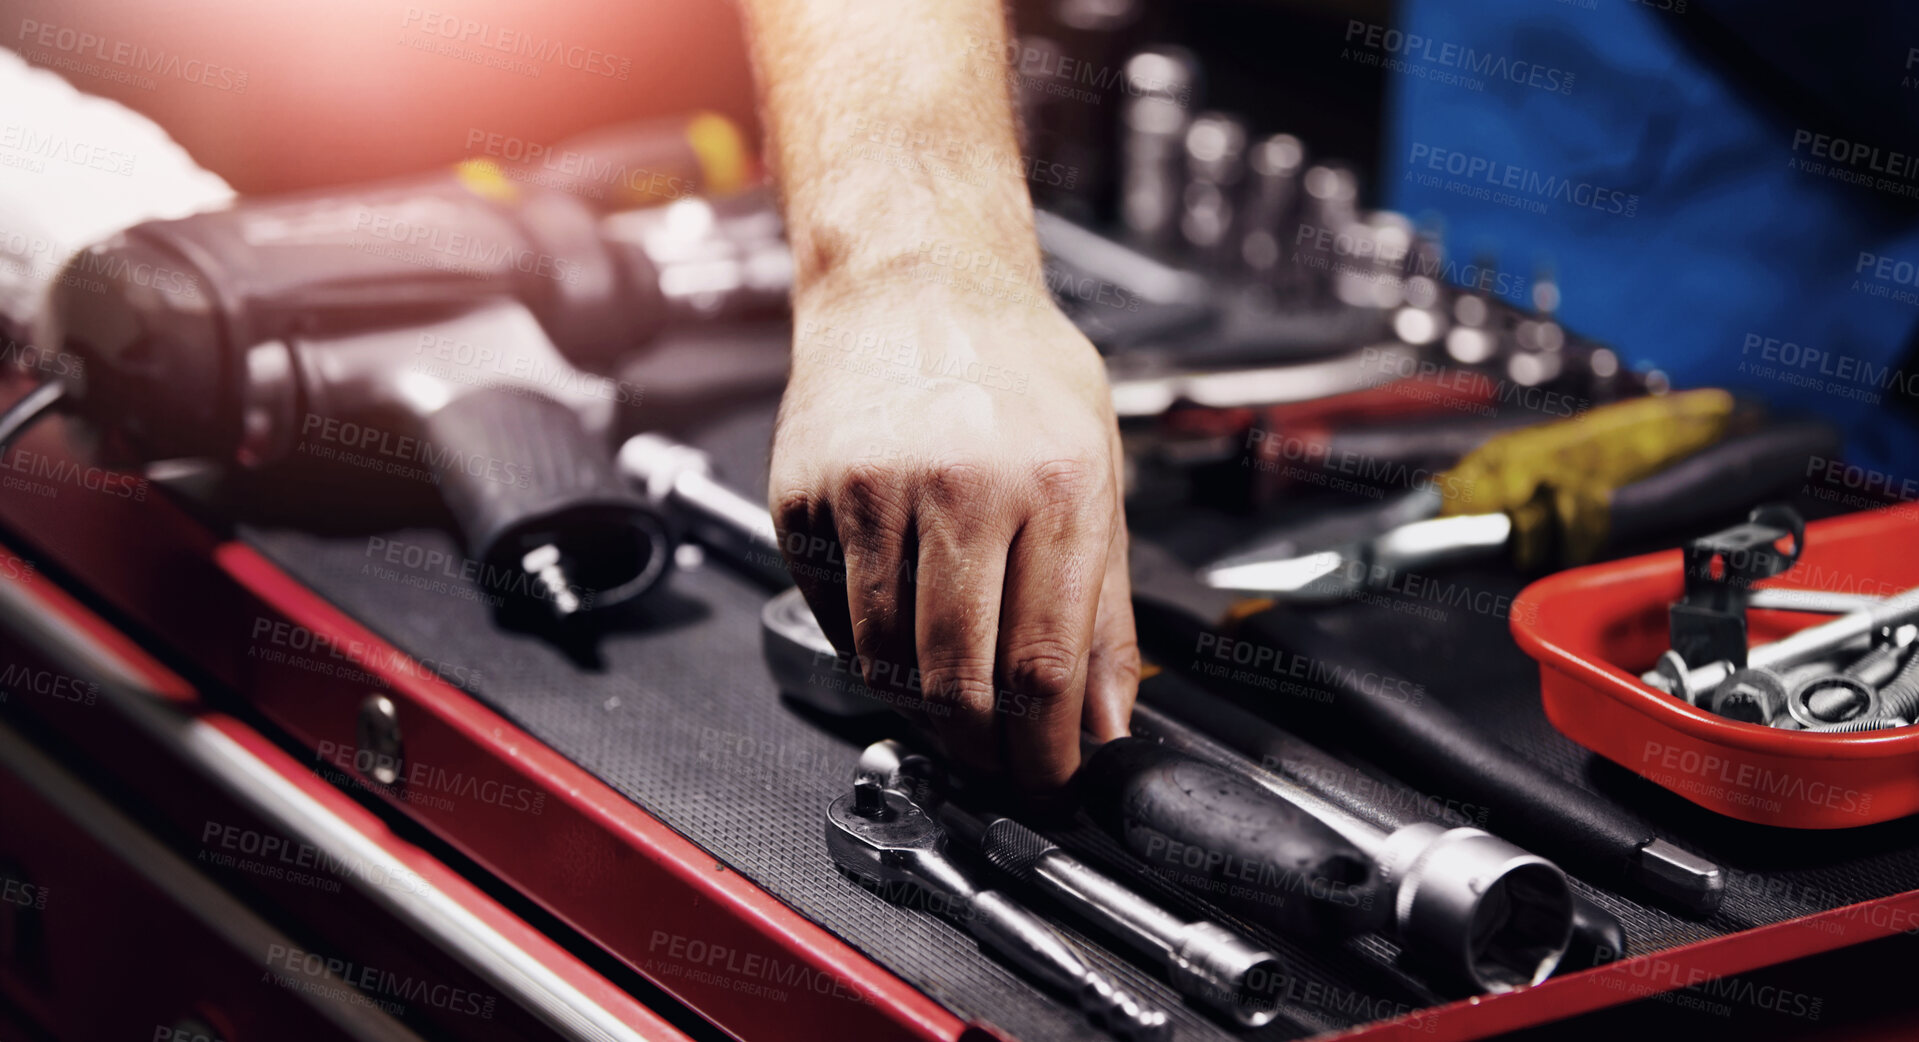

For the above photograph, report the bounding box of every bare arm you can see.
[739,0,1139,790]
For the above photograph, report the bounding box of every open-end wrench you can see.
[1647,584,1919,703]
[826,780,1171,1041]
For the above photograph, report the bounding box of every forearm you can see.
[736,0,1042,311]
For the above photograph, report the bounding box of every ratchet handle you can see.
[1078,736,1381,937]
[1132,597,1657,893]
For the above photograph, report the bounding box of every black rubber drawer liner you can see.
[242,397,1919,1042]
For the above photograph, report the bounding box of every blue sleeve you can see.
[1380,0,1919,476]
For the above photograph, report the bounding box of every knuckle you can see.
[918,656,998,713]
[922,462,994,514]
[849,610,903,655]
[1028,457,1103,504]
[1004,637,1083,704]
[770,487,818,541]
[1101,638,1143,689]
[833,462,910,544]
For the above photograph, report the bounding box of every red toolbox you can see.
[8,377,1919,1042]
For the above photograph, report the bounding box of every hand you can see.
[769,280,1138,790]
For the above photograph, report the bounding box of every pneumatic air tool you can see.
[37,115,790,626]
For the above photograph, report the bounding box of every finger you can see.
[1084,522,1140,743]
[997,462,1114,791]
[831,466,920,715]
[913,467,1013,773]
[770,484,856,652]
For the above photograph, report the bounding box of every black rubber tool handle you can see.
[1607,421,1840,545]
[1133,667,1629,965]
[420,387,671,621]
[1131,595,1689,911]
[1077,736,1382,938]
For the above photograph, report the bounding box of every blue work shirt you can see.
[1381,0,1919,480]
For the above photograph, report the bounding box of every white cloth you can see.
[0,46,234,346]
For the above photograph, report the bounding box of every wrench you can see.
[857,741,1286,1028]
[826,780,1171,1041]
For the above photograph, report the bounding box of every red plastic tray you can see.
[1513,506,1919,828]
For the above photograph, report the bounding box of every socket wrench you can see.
[857,740,1286,1027]
[827,780,1171,1041]
[768,588,1573,993]
[1122,705,1572,993]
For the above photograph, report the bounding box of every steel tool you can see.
[826,779,1171,1041]
[1119,48,1200,252]
[619,433,789,588]
[1129,672,1629,972]
[1117,704,1573,992]
[856,740,1287,1027]
[1239,134,1305,276]
[1133,596,1727,915]
[1180,112,1248,266]
[769,587,1574,993]
[1202,401,1838,602]
[1646,584,1919,704]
